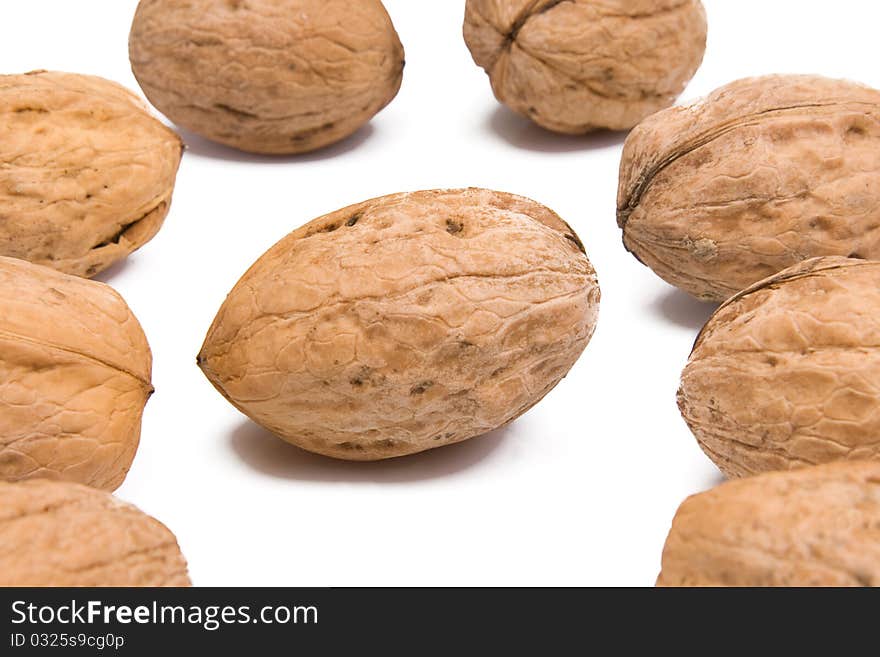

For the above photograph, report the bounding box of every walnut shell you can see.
[0,71,182,278]
[129,0,405,155]
[463,0,707,133]
[679,256,880,478]
[618,75,880,302]
[0,479,190,586]
[0,257,152,490]
[198,188,599,460]
[658,461,880,587]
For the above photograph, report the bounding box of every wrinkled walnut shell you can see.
[658,461,880,587]
[199,188,600,460]
[464,0,707,133]
[0,257,153,490]
[679,256,880,478]
[0,479,190,587]
[0,71,182,278]
[129,0,405,154]
[618,74,880,301]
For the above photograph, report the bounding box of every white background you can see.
[1,1,877,586]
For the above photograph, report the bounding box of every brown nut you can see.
[0,479,190,586]
[0,70,182,278]
[198,188,600,460]
[0,257,153,490]
[658,461,880,587]
[618,74,880,302]
[129,0,405,155]
[463,0,707,133]
[679,256,880,479]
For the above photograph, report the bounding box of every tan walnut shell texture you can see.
[0,71,182,278]
[199,189,600,460]
[463,0,707,133]
[679,256,880,479]
[0,257,153,490]
[658,461,880,587]
[129,0,405,155]
[618,74,880,302]
[0,480,189,586]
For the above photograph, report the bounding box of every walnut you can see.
[198,188,600,460]
[129,0,405,154]
[464,0,707,132]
